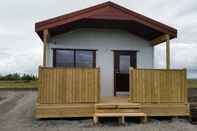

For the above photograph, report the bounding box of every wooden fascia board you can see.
[35,2,111,32]
[151,34,170,45]
[35,2,177,38]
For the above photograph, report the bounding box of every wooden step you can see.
[95,103,141,109]
[95,103,142,114]
[93,112,147,124]
[95,108,142,113]
[94,112,147,117]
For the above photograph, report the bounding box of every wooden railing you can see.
[129,69,187,104]
[38,67,100,104]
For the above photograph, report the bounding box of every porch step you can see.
[95,103,142,113]
[93,96,146,124]
[94,112,146,117]
[95,103,141,109]
[93,112,147,124]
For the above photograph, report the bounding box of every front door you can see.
[114,51,137,96]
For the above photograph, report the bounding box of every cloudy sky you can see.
[0,0,197,78]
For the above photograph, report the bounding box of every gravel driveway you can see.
[0,90,197,131]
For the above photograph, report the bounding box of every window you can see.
[119,55,130,73]
[76,51,94,68]
[55,50,74,67]
[53,49,96,68]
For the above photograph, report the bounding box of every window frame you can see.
[53,48,96,68]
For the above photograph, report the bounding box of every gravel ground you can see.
[0,90,197,131]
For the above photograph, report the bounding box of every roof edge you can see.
[35,1,177,39]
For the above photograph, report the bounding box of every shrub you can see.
[0,73,37,81]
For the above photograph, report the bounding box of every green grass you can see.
[188,79,197,88]
[0,80,38,89]
[0,79,196,89]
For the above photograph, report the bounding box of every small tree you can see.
[0,73,37,81]
[21,74,37,81]
[4,73,20,81]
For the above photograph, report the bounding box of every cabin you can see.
[35,1,189,124]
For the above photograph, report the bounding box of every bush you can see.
[21,74,37,81]
[0,73,37,81]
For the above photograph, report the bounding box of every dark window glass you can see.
[54,49,95,68]
[76,51,93,68]
[55,50,74,67]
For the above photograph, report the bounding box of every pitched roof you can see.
[35,1,177,43]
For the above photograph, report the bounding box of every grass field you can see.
[0,81,37,89]
[188,79,197,88]
[0,79,196,89]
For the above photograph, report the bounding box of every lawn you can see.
[0,80,38,89]
[0,79,196,89]
[188,79,197,88]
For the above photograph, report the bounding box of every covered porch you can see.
[36,66,189,123]
[36,1,178,97]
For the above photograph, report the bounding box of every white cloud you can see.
[154,42,197,69]
[0,0,197,76]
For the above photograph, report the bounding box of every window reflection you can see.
[119,55,130,73]
[55,50,74,67]
[54,49,95,68]
[76,51,93,68]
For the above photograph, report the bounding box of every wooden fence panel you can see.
[38,67,100,104]
[129,69,187,104]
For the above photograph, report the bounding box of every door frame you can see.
[113,50,138,96]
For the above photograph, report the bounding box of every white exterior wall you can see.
[47,29,153,96]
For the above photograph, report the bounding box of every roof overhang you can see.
[35,1,177,45]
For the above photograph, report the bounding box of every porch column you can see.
[43,29,49,67]
[151,34,171,69]
[166,34,170,69]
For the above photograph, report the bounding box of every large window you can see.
[53,49,96,68]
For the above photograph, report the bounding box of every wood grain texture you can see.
[141,103,189,116]
[36,103,94,118]
[43,29,49,66]
[36,96,189,118]
[36,68,189,118]
[38,67,100,104]
[166,35,170,69]
[129,68,188,104]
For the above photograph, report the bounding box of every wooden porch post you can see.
[151,34,171,69]
[43,29,49,67]
[166,34,170,69]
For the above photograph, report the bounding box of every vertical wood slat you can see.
[38,67,100,104]
[129,69,187,104]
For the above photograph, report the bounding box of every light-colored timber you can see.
[94,112,147,117]
[43,29,49,66]
[93,112,147,124]
[166,34,170,69]
[151,34,169,44]
[36,103,95,118]
[36,68,189,119]
[95,96,141,112]
[38,66,100,104]
[129,68,187,104]
[141,103,189,116]
[93,96,146,124]
[128,68,189,116]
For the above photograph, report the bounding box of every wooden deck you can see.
[36,96,189,120]
[36,68,189,122]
